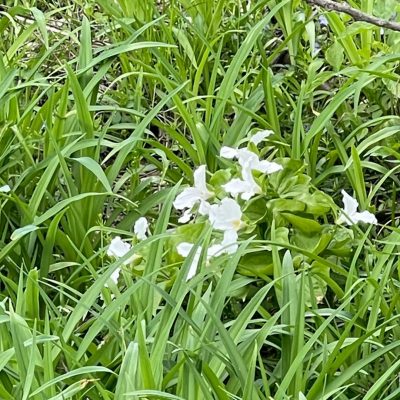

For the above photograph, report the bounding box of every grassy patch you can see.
[1,0,400,398]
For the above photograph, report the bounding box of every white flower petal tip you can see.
[207,229,239,258]
[341,190,358,215]
[173,188,202,210]
[177,230,239,280]
[257,160,283,174]
[209,198,243,232]
[222,178,260,200]
[220,146,282,175]
[107,237,134,265]
[109,268,121,284]
[207,244,224,258]
[173,165,212,212]
[221,229,238,254]
[220,146,238,159]
[177,242,201,281]
[193,165,210,195]
[177,242,194,258]
[198,200,211,216]
[134,217,148,240]
[222,161,263,200]
[250,130,274,145]
[337,190,377,226]
[0,185,11,193]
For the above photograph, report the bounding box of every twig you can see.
[305,0,400,32]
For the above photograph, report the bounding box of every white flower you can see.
[134,217,148,240]
[223,177,258,200]
[250,130,274,145]
[220,147,258,168]
[208,229,239,257]
[177,230,239,280]
[209,198,243,231]
[221,145,281,200]
[220,146,282,175]
[223,163,261,200]
[107,236,134,265]
[0,185,11,193]
[337,190,377,225]
[177,242,202,281]
[257,160,283,174]
[173,165,212,220]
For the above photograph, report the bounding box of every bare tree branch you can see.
[306,0,400,32]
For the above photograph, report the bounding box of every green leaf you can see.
[11,225,38,241]
[71,157,112,192]
[24,269,39,320]
[325,40,344,71]
[30,7,48,49]
[281,213,323,234]
[172,28,198,68]
[29,366,114,397]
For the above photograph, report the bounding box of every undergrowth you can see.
[1,0,400,399]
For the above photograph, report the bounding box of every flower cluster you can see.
[173,131,283,280]
[105,131,378,285]
[220,131,282,201]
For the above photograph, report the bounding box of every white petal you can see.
[353,211,378,225]
[223,163,261,200]
[257,160,283,174]
[177,242,201,280]
[220,146,238,159]
[341,190,358,216]
[236,149,259,169]
[0,185,11,193]
[173,167,211,211]
[241,166,261,199]
[177,242,194,257]
[240,191,255,201]
[193,165,211,197]
[107,237,134,265]
[178,209,193,223]
[207,230,238,259]
[250,130,274,145]
[336,212,352,225]
[209,198,242,231]
[198,200,211,215]
[173,187,202,210]
[187,248,201,280]
[241,165,261,191]
[107,236,131,258]
[207,244,224,258]
[337,191,377,226]
[110,267,121,284]
[221,229,238,254]
[134,217,148,240]
[222,178,251,197]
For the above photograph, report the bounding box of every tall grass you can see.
[1,0,400,399]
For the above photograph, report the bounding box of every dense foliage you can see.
[1,0,400,399]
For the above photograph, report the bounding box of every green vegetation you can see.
[1,0,400,398]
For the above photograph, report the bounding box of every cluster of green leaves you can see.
[1,0,400,399]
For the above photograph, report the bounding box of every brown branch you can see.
[306,0,400,32]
